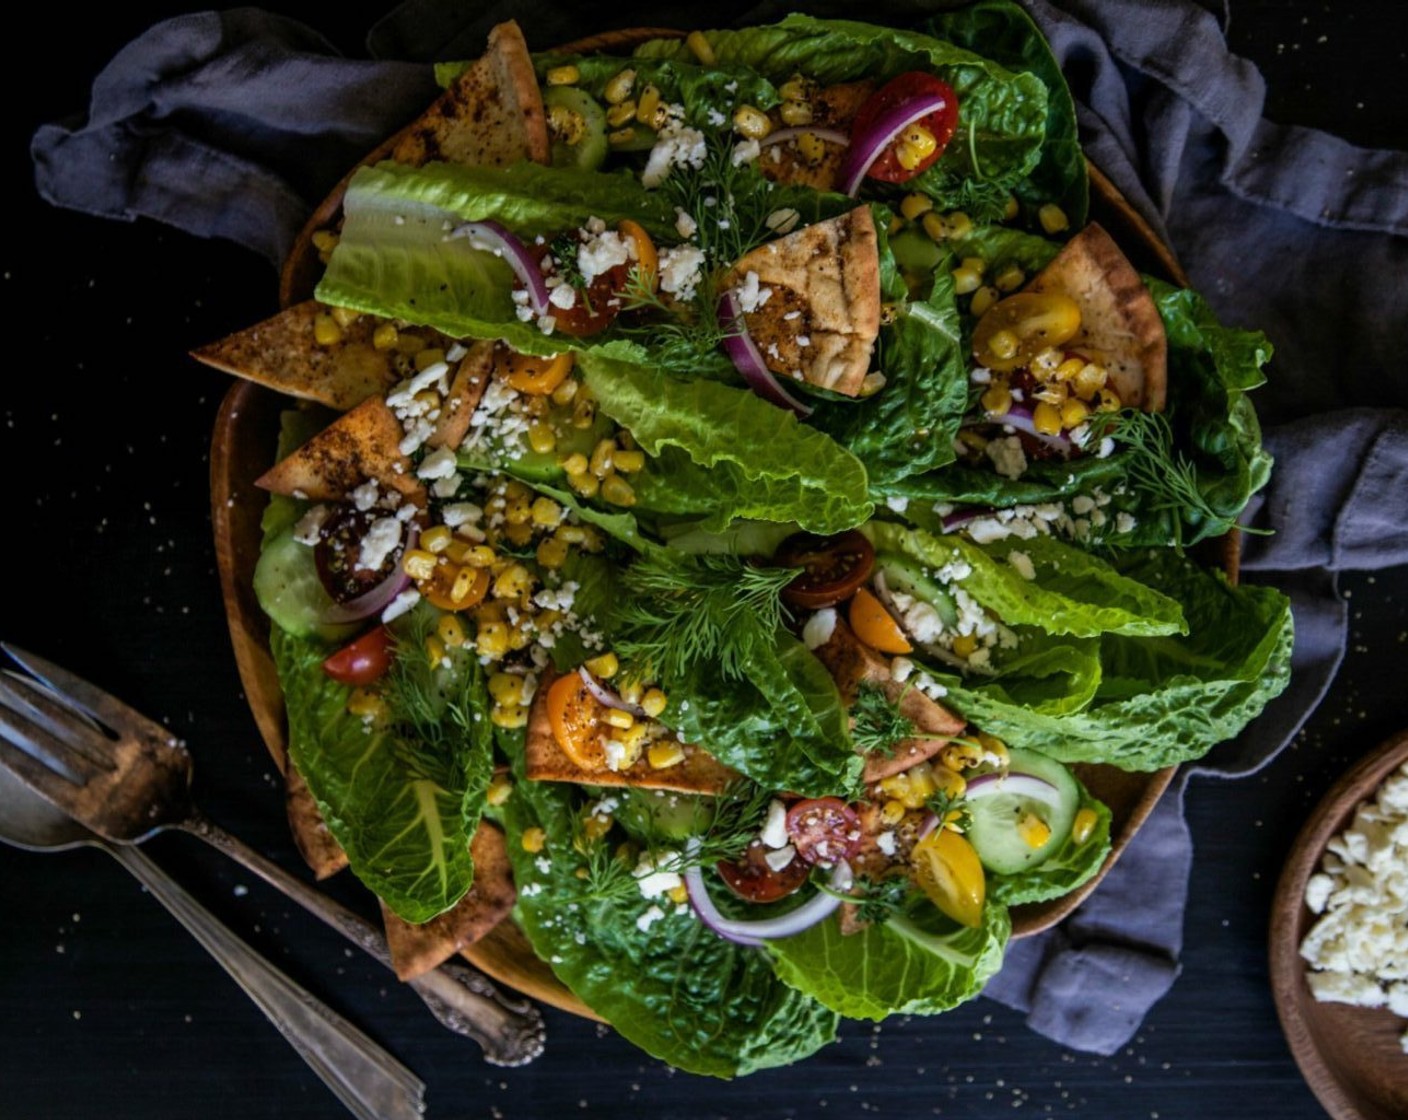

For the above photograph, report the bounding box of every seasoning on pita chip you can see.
[255,396,425,505]
[724,207,881,398]
[381,822,518,981]
[285,764,349,880]
[1024,223,1168,412]
[427,340,495,451]
[756,81,875,193]
[810,617,966,782]
[392,21,549,169]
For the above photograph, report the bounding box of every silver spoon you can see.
[0,761,426,1120]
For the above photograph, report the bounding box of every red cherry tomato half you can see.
[715,842,811,904]
[786,798,863,866]
[851,72,959,184]
[322,626,394,686]
[528,242,631,338]
[774,529,876,609]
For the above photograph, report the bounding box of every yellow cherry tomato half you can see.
[848,586,913,654]
[911,827,986,928]
[970,291,1082,373]
[618,219,658,292]
[546,671,608,770]
[501,347,574,395]
[420,563,489,613]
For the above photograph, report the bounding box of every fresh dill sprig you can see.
[851,874,912,925]
[616,265,734,377]
[944,176,1014,226]
[850,682,916,756]
[612,552,796,683]
[548,232,587,291]
[659,136,779,265]
[382,614,478,787]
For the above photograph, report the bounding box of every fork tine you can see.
[1,643,172,743]
[0,705,94,793]
[0,672,117,773]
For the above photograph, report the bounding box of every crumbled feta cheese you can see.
[416,447,458,480]
[1008,550,1036,580]
[576,224,631,285]
[431,472,462,499]
[634,853,684,899]
[802,608,837,650]
[1097,436,1116,459]
[548,282,578,310]
[891,657,914,683]
[381,588,421,623]
[641,123,708,188]
[350,481,380,512]
[734,270,772,313]
[356,517,402,571]
[1115,511,1138,535]
[603,739,631,772]
[674,207,698,239]
[986,435,1028,481]
[885,496,910,514]
[658,244,707,301]
[759,800,789,849]
[292,505,329,546]
[875,831,897,857]
[636,904,667,933]
[731,138,761,166]
[764,845,797,872]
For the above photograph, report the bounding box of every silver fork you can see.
[0,642,545,1067]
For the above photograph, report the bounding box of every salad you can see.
[199,5,1293,1077]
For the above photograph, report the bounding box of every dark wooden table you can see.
[4,3,1405,1117]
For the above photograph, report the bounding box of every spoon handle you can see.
[104,842,425,1120]
[181,814,545,1066]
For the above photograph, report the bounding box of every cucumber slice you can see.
[544,87,608,171]
[874,553,959,629]
[965,748,1080,875]
[888,229,944,273]
[614,788,715,843]
[608,123,659,153]
[253,526,358,644]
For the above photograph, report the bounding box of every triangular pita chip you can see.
[1024,223,1168,411]
[725,207,881,397]
[757,81,874,192]
[524,672,737,795]
[254,396,425,505]
[811,617,966,782]
[285,765,349,880]
[428,341,495,451]
[191,301,404,411]
[381,822,517,981]
[391,21,549,169]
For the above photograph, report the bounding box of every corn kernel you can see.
[1061,398,1090,429]
[951,266,982,295]
[1003,194,1021,221]
[418,525,451,554]
[878,773,910,800]
[932,766,967,799]
[484,773,513,807]
[1018,812,1052,849]
[895,124,937,171]
[424,636,447,668]
[1032,401,1063,435]
[546,64,579,86]
[476,621,510,658]
[604,708,635,730]
[795,131,826,165]
[1074,365,1108,402]
[780,98,813,127]
[601,473,636,507]
[493,563,533,601]
[900,193,933,221]
[648,741,686,769]
[994,265,1025,292]
[530,496,563,528]
[1031,347,1062,375]
[604,69,635,104]
[560,452,589,476]
[779,74,812,102]
[617,679,644,705]
[450,566,486,606]
[369,322,398,351]
[521,827,547,853]
[437,614,468,649]
[567,470,600,498]
[980,383,1013,415]
[490,702,528,729]
[313,314,344,347]
[616,722,649,750]
[536,535,570,570]
[329,306,359,329]
[945,211,974,239]
[1038,204,1070,235]
[733,105,772,140]
[551,377,579,406]
[585,652,619,679]
[941,740,984,771]
[976,732,1009,767]
[880,800,907,826]
[488,672,525,705]
[608,126,638,147]
[457,545,492,569]
[589,438,616,479]
[346,688,387,720]
[613,449,645,473]
[412,391,440,414]
[606,100,637,127]
[970,285,999,317]
[988,329,1020,361]
[399,549,435,581]
[667,883,690,905]
[683,29,716,64]
[951,633,978,659]
[572,397,596,429]
[311,229,339,252]
[526,421,557,456]
[1053,357,1086,383]
[1072,807,1099,845]
[921,211,949,242]
[640,689,668,718]
[581,812,614,842]
[1097,387,1122,413]
[414,347,445,371]
[635,84,662,126]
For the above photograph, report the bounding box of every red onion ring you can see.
[940,508,986,532]
[578,667,647,718]
[718,292,815,418]
[964,769,1062,808]
[838,92,952,197]
[321,524,419,624]
[683,843,853,946]
[449,220,550,316]
[760,126,851,150]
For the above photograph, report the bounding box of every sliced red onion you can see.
[321,524,418,624]
[970,403,1075,457]
[965,769,1063,809]
[838,92,952,197]
[940,508,986,532]
[917,811,940,841]
[448,220,549,316]
[578,667,647,719]
[718,292,814,418]
[760,126,851,150]
[683,846,853,946]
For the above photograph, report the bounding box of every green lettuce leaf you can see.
[767,897,1010,1020]
[988,781,1112,905]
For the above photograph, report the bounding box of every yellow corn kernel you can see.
[900,193,933,221]
[601,473,636,507]
[330,306,360,329]
[932,766,967,800]
[635,84,662,126]
[921,211,949,242]
[606,100,637,127]
[945,211,974,240]
[951,633,978,659]
[607,126,637,147]
[313,314,344,347]
[437,614,468,650]
[640,689,668,718]
[485,773,513,807]
[667,883,690,905]
[491,704,528,729]
[567,470,600,498]
[951,266,982,295]
[733,105,772,140]
[585,652,619,679]
[536,535,570,570]
[530,496,563,528]
[399,549,435,581]
[975,732,1009,767]
[508,621,533,650]
[970,285,999,317]
[648,741,686,769]
[795,131,826,165]
[527,421,557,455]
[1053,357,1086,383]
[493,563,533,601]
[994,265,1025,292]
[1031,347,1063,376]
[878,773,911,800]
[1061,397,1090,429]
[412,391,440,415]
[880,799,907,826]
[560,452,589,476]
[1097,387,1122,413]
[521,827,547,854]
[613,449,645,473]
[414,347,445,371]
[572,396,597,429]
[488,672,526,706]
[779,74,812,102]
[551,377,579,406]
[581,812,614,843]
[604,69,635,105]
[685,29,716,64]
[895,125,937,171]
[780,98,813,127]
[589,438,616,479]
[456,545,491,570]
[616,678,644,705]
[311,229,340,252]
[424,636,447,668]
[1003,194,1021,221]
[615,721,649,750]
[1032,401,1063,435]
[368,322,398,351]
[603,708,635,730]
[1072,807,1099,845]
[1018,812,1052,849]
[988,329,1020,361]
[447,566,481,606]
[476,621,510,658]
[1038,204,1070,235]
[980,383,1013,415]
[418,525,451,554]
[346,688,387,720]
[441,540,472,565]
[503,496,532,526]
[903,770,935,808]
[957,429,989,454]
[546,64,579,86]
[941,740,985,771]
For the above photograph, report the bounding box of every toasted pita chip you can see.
[381,822,517,981]
[392,21,549,169]
[1024,223,1167,411]
[427,341,495,451]
[285,766,349,880]
[757,81,874,192]
[255,396,425,505]
[191,302,405,411]
[811,618,966,782]
[725,208,881,397]
[524,672,737,794]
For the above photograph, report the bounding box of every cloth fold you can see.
[31,0,1408,1059]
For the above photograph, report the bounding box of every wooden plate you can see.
[1269,728,1408,1120]
[211,25,1234,1021]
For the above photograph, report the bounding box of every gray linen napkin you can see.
[32,0,1408,1058]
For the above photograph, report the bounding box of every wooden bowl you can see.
[1269,728,1408,1120]
[211,25,1230,1022]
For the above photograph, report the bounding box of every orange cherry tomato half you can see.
[911,828,986,928]
[322,626,394,686]
[775,530,876,609]
[716,841,811,903]
[848,587,913,654]
[420,562,489,613]
[618,219,658,292]
[501,346,574,395]
[850,72,959,184]
[546,671,608,770]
